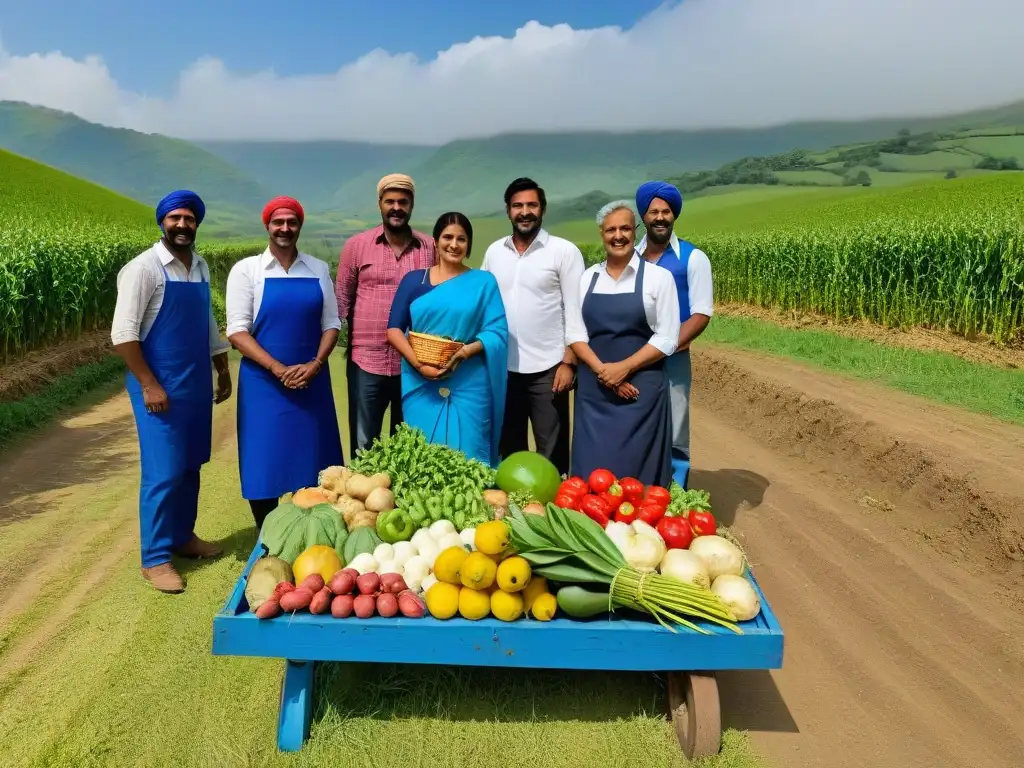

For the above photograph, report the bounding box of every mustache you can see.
[515,215,538,224]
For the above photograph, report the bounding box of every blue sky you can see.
[0,0,668,94]
[0,0,1019,142]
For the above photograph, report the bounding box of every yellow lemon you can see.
[491,589,524,622]
[474,520,510,556]
[433,546,470,585]
[424,582,460,619]
[495,555,532,593]
[530,592,557,621]
[460,551,497,590]
[458,586,491,620]
[521,576,549,610]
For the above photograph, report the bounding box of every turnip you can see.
[688,535,745,581]
[711,574,760,621]
[658,549,711,589]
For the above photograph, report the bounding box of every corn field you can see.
[584,174,1024,344]
[0,149,261,361]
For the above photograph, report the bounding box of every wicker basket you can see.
[409,331,464,368]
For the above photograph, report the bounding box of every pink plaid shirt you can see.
[335,224,436,376]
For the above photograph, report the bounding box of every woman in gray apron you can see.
[565,201,681,487]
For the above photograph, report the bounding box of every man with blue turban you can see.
[634,181,714,489]
[111,189,233,593]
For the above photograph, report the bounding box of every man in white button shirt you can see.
[634,181,714,489]
[481,178,585,476]
[111,190,232,594]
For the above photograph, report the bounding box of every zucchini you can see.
[556,585,612,618]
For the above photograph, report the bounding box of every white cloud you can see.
[1,0,1022,143]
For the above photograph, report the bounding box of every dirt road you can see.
[1,348,1022,767]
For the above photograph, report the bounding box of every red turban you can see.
[262,196,305,227]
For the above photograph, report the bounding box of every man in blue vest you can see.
[634,181,714,489]
[112,190,233,593]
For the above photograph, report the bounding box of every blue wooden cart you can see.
[212,538,784,760]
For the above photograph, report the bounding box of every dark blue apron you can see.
[570,258,672,487]
[237,276,344,500]
[126,264,214,569]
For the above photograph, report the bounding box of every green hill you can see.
[0,101,270,213]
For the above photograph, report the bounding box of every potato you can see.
[369,473,392,490]
[309,586,332,615]
[353,594,376,618]
[331,594,354,618]
[356,572,380,595]
[300,574,326,593]
[397,590,426,618]
[379,573,408,594]
[280,587,315,612]
[329,570,356,596]
[255,598,282,619]
[376,592,399,618]
[345,474,376,501]
[364,487,395,513]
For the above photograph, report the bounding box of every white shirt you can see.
[111,240,229,357]
[225,249,341,338]
[636,232,714,317]
[565,254,681,358]
[480,229,586,374]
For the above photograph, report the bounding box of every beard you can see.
[646,221,673,245]
[513,215,541,238]
[383,210,410,232]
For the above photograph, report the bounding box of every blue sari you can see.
[400,269,508,466]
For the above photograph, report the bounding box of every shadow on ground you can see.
[688,468,770,527]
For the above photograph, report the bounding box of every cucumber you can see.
[556,586,612,618]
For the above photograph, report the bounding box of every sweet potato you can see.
[309,586,332,615]
[329,570,356,596]
[356,572,380,595]
[353,594,376,618]
[397,589,426,618]
[376,592,399,618]
[300,574,326,593]
[378,573,406,593]
[331,594,354,618]
[255,598,282,619]
[280,586,315,612]
[271,581,295,601]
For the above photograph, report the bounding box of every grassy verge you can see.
[0,355,126,446]
[0,356,768,768]
[703,315,1024,425]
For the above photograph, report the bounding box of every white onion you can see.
[411,528,435,550]
[711,574,761,621]
[392,541,417,567]
[372,543,395,564]
[658,549,710,589]
[688,535,745,581]
[403,555,431,582]
[459,527,477,551]
[429,519,457,540]
[415,538,440,568]
[347,553,378,575]
[437,532,465,552]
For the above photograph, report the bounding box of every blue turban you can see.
[155,189,206,227]
[636,181,683,218]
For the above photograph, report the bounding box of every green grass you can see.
[773,170,843,185]
[878,150,977,172]
[0,355,767,768]
[959,135,1024,163]
[703,315,1024,425]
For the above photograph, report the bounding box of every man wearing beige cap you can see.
[336,174,436,452]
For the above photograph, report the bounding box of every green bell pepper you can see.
[376,509,416,543]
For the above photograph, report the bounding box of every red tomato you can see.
[600,483,624,509]
[554,491,580,510]
[579,494,612,526]
[619,477,645,505]
[636,501,666,526]
[557,480,587,502]
[614,502,638,524]
[562,476,589,495]
[657,515,695,549]
[644,485,672,508]
[687,510,717,537]
[587,469,616,494]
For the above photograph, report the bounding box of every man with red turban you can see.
[225,197,344,528]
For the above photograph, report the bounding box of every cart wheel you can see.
[667,671,721,760]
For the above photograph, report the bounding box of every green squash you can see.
[343,526,382,564]
[495,451,562,505]
[262,501,348,565]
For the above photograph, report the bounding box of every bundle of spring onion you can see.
[505,502,741,634]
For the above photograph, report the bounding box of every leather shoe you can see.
[174,534,223,559]
[142,562,185,593]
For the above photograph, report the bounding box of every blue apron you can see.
[570,259,672,487]
[237,276,343,500]
[126,264,214,569]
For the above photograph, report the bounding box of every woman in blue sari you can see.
[386,212,508,466]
